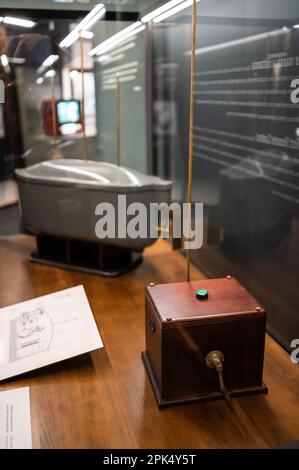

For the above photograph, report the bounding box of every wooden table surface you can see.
[0,235,298,449]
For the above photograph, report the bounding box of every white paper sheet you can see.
[0,285,103,381]
[0,387,32,449]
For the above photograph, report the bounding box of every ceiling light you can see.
[81,9,105,32]
[42,54,59,68]
[59,4,105,48]
[81,30,94,39]
[76,3,105,31]
[141,0,185,23]
[8,57,26,64]
[101,68,138,82]
[97,53,124,65]
[90,22,142,56]
[97,54,111,62]
[100,61,138,76]
[90,22,144,56]
[3,16,36,28]
[70,70,80,78]
[106,42,135,56]
[192,28,289,55]
[153,0,200,23]
[45,69,56,78]
[36,77,44,85]
[91,0,195,59]
[37,54,59,74]
[293,24,299,29]
[1,55,9,67]
[60,30,80,49]
[1,54,10,73]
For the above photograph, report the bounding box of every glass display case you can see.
[151,0,299,352]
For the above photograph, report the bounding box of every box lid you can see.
[146,277,266,324]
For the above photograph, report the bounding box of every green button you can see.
[196,289,208,300]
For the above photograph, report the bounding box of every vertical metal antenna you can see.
[187,0,197,282]
[80,34,89,162]
[50,75,59,160]
[116,74,121,167]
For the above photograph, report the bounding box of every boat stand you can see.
[30,234,143,277]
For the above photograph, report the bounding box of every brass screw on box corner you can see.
[166,317,173,322]
[226,275,232,279]
[256,307,261,312]
[149,283,155,287]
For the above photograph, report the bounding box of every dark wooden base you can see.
[142,352,268,408]
[30,234,143,277]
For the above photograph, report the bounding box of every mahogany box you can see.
[142,277,267,408]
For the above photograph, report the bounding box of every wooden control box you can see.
[142,277,267,408]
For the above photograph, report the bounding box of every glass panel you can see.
[152,0,299,351]
[0,10,147,176]
[93,21,147,172]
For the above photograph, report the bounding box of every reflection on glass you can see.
[152,0,299,352]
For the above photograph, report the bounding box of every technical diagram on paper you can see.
[0,285,103,381]
[9,307,53,362]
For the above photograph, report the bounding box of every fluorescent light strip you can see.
[81,9,105,31]
[97,55,111,62]
[119,75,136,82]
[81,30,94,39]
[100,61,139,76]
[45,69,56,78]
[97,54,124,65]
[59,4,105,48]
[102,68,139,77]
[192,28,289,56]
[37,54,59,74]
[42,54,59,68]
[91,21,141,54]
[97,34,138,55]
[153,0,200,23]
[75,3,104,31]
[293,24,299,29]
[102,75,136,90]
[1,55,9,67]
[90,21,142,56]
[2,16,36,28]
[91,24,145,56]
[101,69,138,82]
[107,42,135,56]
[60,31,79,48]
[97,42,135,61]
[91,0,193,59]
[141,0,185,23]
[70,70,80,78]
[8,57,26,64]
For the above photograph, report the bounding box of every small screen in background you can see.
[56,100,80,124]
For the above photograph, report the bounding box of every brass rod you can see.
[50,75,57,156]
[80,34,88,162]
[116,74,121,167]
[187,0,197,282]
